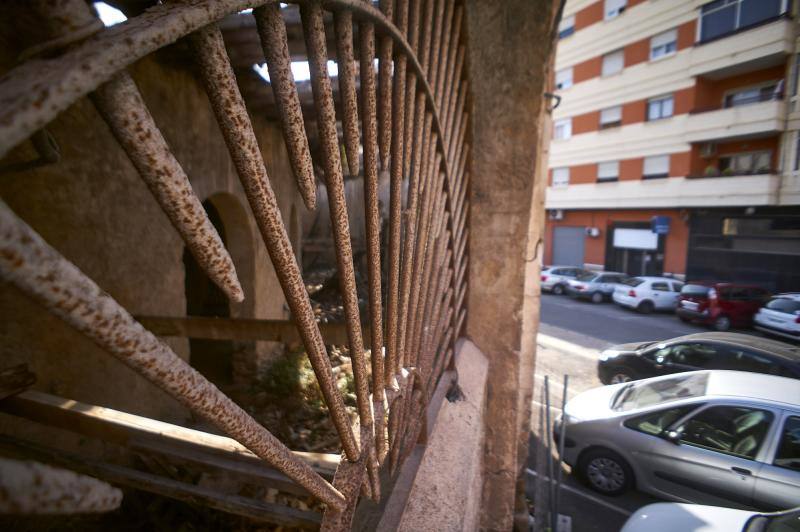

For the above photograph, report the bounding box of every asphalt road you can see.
[539,292,761,350]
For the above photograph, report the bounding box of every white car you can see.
[622,503,800,532]
[613,276,685,314]
[755,293,800,343]
[540,265,587,295]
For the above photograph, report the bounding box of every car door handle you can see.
[731,466,752,476]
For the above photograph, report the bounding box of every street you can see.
[526,293,767,531]
[539,292,763,350]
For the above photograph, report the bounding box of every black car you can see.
[597,332,800,384]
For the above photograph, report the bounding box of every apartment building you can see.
[546,0,800,292]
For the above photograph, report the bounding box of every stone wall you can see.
[0,51,303,428]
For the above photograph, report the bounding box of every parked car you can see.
[597,332,800,384]
[566,270,628,303]
[554,371,800,511]
[540,265,587,295]
[755,293,800,343]
[613,276,685,314]
[676,282,770,331]
[621,503,800,532]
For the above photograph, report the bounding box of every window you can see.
[765,297,800,314]
[719,150,772,175]
[611,372,708,412]
[700,0,788,43]
[552,167,570,188]
[554,118,572,140]
[775,416,800,471]
[558,15,575,39]
[602,49,624,76]
[795,132,800,172]
[650,29,677,60]
[625,405,699,436]
[651,282,670,292]
[647,95,674,121]
[643,155,670,179]
[724,83,781,108]
[555,67,573,90]
[671,282,684,292]
[597,161,619,181]
[600,106,622,129]
[677,406,773,460]
[604,0,627,20]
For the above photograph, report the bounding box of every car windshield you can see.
[576,271,598,281]
[681,284,710,297]
[621,278,645,287]
[766,298,800,314]
[611,373,708,412]
[744,507,800,532]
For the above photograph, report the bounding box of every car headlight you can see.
[599,350,621,361]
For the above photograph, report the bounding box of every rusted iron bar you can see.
[186,22,359,464]
[300,2,374,454]
[443,48,465,150]
[377,0,394,169]
[333,10,361,177]
[0,200,345,510]
[404,135,439,366]
[437,4,460,128]
[384,0,410,385]
[427,0,446,84]
[92,74,244,304]
[320,424,372,530]
[396,100,429,369]
[358,13,388,464]
[253,4,317,210]
[0,457,122,514]
[402,0,422,181]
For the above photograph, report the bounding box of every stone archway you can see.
[184,193,256,387]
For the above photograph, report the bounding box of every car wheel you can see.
[714,315,731,331]
[591,291,604,304]
[637,300,655,314]
[552,284,565,295]
[579,448,634,497]
[607,367,635,384]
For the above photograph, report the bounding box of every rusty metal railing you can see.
[0,0,469,528]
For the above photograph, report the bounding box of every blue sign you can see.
[651,216,670,235]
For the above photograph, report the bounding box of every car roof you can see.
[635,276,679,282]
[772,293,800,300]
[663,332,800,362]
[583,270,624,276]
[704,371,800,407]
[545,265,583,270]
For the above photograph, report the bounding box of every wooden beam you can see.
[136,315,369,346]
[0,435,321,529]
[0,391,339,479]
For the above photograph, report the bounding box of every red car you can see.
[676,282,770,331]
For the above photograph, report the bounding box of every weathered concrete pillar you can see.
[464,1,560,529]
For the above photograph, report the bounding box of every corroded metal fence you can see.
[0,0,469,528]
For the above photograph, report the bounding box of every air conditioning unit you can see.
[700,142,717,158]
[548,209,564,221]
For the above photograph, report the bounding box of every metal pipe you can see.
[333,10,361,177]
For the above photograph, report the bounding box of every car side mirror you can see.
[662,430,681,444]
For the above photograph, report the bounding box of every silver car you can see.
[541,265,587,295]
[566,270,628,303]
[555,371,800,511]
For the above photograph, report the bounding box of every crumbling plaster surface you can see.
[0,51,302,434]
[464,0,560,529]
[397,339,487,532]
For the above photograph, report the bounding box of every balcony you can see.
[688,18,794,79]
[685,100,785,143]
[545,174,781,210]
